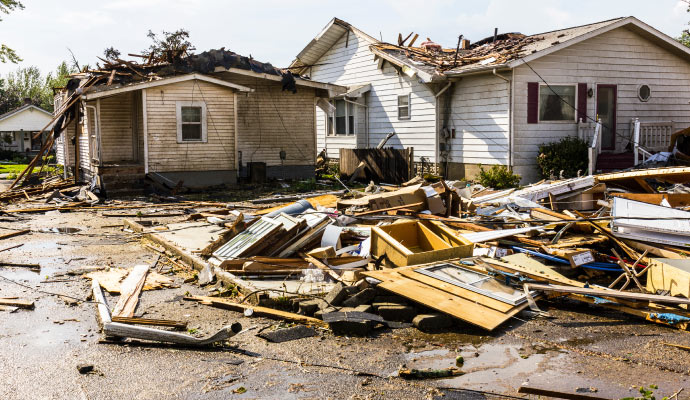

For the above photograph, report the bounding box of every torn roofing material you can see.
[75,47,338,96]
[371,17,626,77]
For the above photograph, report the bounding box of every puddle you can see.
[40,227,82,234]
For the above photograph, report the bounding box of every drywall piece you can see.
[472,176,595,204]
[612,197,690,248]
[371,220,472,267]
[459,226,540,244]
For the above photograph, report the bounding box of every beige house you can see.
[56,58,344,192]
[293,16,690,183]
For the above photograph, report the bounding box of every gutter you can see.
[492,68,513,170]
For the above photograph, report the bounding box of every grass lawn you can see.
[0,163,28,174]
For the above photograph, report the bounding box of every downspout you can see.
[85,104,98,174]
[434,82,452,178]
[492,68,512,169]
[142,89,149,174]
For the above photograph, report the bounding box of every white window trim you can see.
[537,84,577,123]
[327,99,357,136]
[397,93,411,120]
[176,101,207,143]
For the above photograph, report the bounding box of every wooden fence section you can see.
[339,148,414,184]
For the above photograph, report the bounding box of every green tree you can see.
[0,62,76,114]
[0,0,23,63]
[679,0,690,47]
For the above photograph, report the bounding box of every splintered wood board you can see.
[364,270,524,331]
[85,268,177,293]
[112,265,148,318]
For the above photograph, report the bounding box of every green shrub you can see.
[537,136,588,179]
[477,164,521,189]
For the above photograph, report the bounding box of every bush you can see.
[477,164,521,189]
[537,136,588,179]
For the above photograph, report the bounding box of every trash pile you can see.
[142,165,690,336]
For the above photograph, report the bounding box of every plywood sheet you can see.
[364,269,523,331]
[85,268,177,293]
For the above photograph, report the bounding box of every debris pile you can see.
[108,165,690,339]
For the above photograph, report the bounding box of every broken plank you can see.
[300,253,342,282]
[112,265,149,318]
[184,296,327,328]
[0,298,34,309]
[111,316,187,330]
[0,229,30,240]
[526,283,690,305]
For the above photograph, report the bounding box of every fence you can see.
[339,147,414,184]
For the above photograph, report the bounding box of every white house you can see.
[291,17,690,183]
[0,102,53,155]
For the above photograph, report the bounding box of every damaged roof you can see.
[78,48,345,97]
[372,17,627,78]
[334,16,690,81]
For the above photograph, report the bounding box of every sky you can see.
[0,0,689,76]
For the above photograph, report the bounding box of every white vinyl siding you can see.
[447,74,510,166]
[309,30,437,161]
[512,26,690,182]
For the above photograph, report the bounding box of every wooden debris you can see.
[0,298,34,309]
[184,296,328,328]
[112,265,149,318]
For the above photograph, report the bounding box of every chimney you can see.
[23,98,31,105]
[460,39,470,49]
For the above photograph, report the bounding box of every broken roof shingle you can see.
[372,17,626,75]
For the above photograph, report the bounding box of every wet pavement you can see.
[0,204,689,399]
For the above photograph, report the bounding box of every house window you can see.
[638,84,651,102]
[176,101,207,142]
[328,99,355,135]
[398,94,411,119]
[539,85,576,122]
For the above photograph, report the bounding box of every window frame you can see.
[637,84,651,102]
[327,99,356,136]
[397,93,411,120]
[176,101,207,143]
[537,84,577,123]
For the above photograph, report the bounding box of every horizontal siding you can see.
[447,74,510,165]
[0,107,53,131]
[100,93,134,163]
[513,26,690,182]
[223,73,315,167]
[308,30,437,162]
[146,80,235,173]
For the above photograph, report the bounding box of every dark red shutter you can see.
[577,83,587,123]
[527,82,538,124]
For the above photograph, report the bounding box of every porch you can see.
[578,119,675,173]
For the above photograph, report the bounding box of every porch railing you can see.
[578,119,602,175]
[631,118,674,165]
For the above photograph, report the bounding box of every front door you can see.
[596,84,617,150]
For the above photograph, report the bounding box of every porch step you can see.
[596,152,635,172]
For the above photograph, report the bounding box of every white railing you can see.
[631,118,674,165]
[579,119,602,175]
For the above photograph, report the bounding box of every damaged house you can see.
[54,49,344,193]
[291,16,690,182]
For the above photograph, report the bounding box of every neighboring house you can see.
[291,17,690,183]
[55,49,344,191]
[0,101,53,155]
